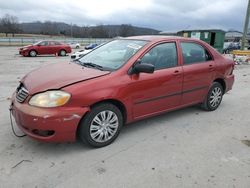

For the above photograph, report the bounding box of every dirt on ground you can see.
[0,47,250,188]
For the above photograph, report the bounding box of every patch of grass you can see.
[241,140,250,147]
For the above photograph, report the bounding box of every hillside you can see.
[18,21,160,38]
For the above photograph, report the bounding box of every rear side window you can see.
[141,42,178,70]
[50,41,61,45]
[180,42,212,65]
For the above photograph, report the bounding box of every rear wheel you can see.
[201,82,223,111]
[78,103,123,147]
[29,50,37,57]
[59,50,66,56]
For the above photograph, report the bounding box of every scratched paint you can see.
[43,115,50,119]
[33,118,38,121]
[63,114,81,121]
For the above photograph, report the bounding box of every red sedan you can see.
[11,36,234,147]
[19,41,72,57]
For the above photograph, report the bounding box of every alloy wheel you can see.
[90,110,119,143]
[60,50,66,56]
[209,87,222,108]
[30,50,36,57]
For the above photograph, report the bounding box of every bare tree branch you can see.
[0,14,20,37]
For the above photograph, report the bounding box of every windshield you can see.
[78,39,148,70]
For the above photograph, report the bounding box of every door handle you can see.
[173,70,181,76]
[208,64,214,70]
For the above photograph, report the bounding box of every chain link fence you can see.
[0,37,111,46]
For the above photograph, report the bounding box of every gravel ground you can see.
[0,47,250,188]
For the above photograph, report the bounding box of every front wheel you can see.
[29,50,37,57]
[78,103,123,147]
[201,82,223,111]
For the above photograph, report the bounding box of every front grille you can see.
[16,85,29,103]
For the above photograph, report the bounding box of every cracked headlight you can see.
[29,90,71,107]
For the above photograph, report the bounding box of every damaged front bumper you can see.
[19,50,29,56]
[10,94,89,142]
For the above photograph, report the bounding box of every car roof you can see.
[40,40,61,43]
[124,35,219,55]
[125,35,187,42]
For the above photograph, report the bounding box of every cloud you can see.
[0,0,247,31]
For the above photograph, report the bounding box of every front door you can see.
[129,42,183,119]
[37,41,49,55]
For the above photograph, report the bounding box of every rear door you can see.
[180,41,215,105]
[49,41,61,54]
[130,42,183,119]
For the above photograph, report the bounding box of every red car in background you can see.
[19,41,72,57]
[11,36,235,147]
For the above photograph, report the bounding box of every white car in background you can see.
[70,49,92,59]
[68,42,81,49]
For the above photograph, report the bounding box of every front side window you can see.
[140,42,178,70]
[78,39,148,70]
[39,41,48,46]
[49,41,55,46]
[181,42,212,65]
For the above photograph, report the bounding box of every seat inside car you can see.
[189,49,205,63]
[155,47,176,69]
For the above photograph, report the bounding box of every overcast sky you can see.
[0,0,248,31]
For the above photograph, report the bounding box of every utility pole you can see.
[71,22,73,38]
[242,0,250,50]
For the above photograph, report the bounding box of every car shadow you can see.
[121,105,201,135]
[17,105,204,155]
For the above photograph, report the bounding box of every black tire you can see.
[59,50,66,56]
[29,50,37,57]
[201,82,223,111]
[76,45,80,49]
[78,103,123,147]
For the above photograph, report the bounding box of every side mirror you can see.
[37,44,41,47]
[129,61,155,75]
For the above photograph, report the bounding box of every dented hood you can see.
[22,62,110,95]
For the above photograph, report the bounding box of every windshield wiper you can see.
[73,59,113,71]
[72,58,81,64]
[81,62,104,70]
